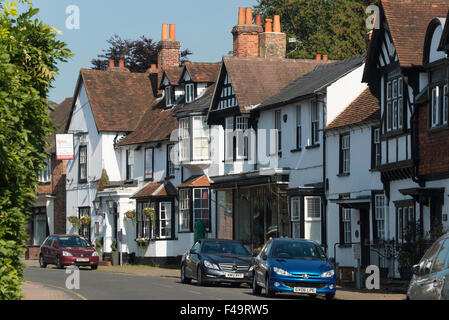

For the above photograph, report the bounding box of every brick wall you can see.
[232,25,263,58]
[259,32,286,59]
[417,104,449,177]
[157,40,181,68]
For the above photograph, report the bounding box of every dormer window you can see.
[385,77,403,132]
[165,86,173,106]
[185,83,195,103]
[218,74,237,110]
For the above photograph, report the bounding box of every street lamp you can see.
[106,200,115,211]
[93,199,100,211]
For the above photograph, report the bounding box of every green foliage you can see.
[254,0,380,60]
[111,239,118,253]
[95,239,102,253]
[0,0,72,299]
[97,169,110,192]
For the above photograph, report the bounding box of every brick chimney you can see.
[157,23,181,68]
[108,59,130,72]
[258,14,286,59]
[232,7,263,58]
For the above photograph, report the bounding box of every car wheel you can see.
[55,256,63,269]
[91,265,98,270]
[325,293,335,300]
[181,263,191,284]
[252,275,262,296]
[265,275,275,298]
[197,266,206,286]
[39,255,47,268]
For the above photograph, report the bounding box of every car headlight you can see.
[92,252,99,257]
[62,251,72,257]
[249,265,254,272]
[320,269,335,278]
[204,260,219,270]
[273,267,291,276]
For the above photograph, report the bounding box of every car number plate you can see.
[225,273,244,279]
[294,287,317,294]
[76,258,89,262]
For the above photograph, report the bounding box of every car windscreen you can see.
[202,241,250,256]
[270,241,327,260]
[59,236,90,247]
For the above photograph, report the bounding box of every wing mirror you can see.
[412,264,421,276]
[262,254,268,261]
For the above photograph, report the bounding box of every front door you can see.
[360,208,370,268]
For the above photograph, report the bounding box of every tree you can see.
[254,0,380,60]
[0,0,72,299]
[91,35,193,72]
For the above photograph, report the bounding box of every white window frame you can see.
[193,188,210,231]
[185,83,195,103]
[375,194,386,240]
[179,189,190,232]
[225,117,234,161]
[179,118,190,161]
[342,208,352,244]
[192,116,210,161]
[275,110,282,152]
[296,105,302,149]
[165,86,172,106]
[235,116,249,160]
[341,134,350,174]
[386,77,403,132]
[304,196,321,243]
[144,147,153,180]
[311,102,319,145]
[159,202,172,239]
[39,158,51,183]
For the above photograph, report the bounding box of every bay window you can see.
[192,116,209,160]
[159,202,172,239]
[167,144,175,178]
[179,118,190,161]
[136,201,152,238]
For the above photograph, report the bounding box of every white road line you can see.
[187,289,202,295]
[152,283,174,289]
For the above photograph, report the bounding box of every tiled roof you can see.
[183,62,221,83]
[173,84,216,116]
[46,98,73,153]
[325,88,380,130]
[219,56,331,114]
[161,66,184,86]
[131,181,177,199]
[80,69,155,132]
[258,55,365,110]
[116,98,178,147]
[177,175,210,188]
[381,0,449,67]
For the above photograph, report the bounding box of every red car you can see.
[39,234,99,270]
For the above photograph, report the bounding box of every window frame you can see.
[372,127,381,168]
[296,105,302,149]
[136,201,153,239]
[178,189,191,233]
[235,115,249,160]
[165,86,173,106]
[144,147,154,181]
[78,145,87,183]
[396,201,416,243]
[185,83,195,103]
[78,207,91,240]
[159,201,172,239]
[429,83,449,129]
[39,158,51,183]
[374,194,386,241]
[126,149,134,181]
[193,188,210,232]
[385,77,404,133]
[311,101,320,145]
[192,116,210,161]
[339,133,350,174]
[166,144,175,178]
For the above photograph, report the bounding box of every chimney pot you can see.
[255,14,262,26]
[161,24,169,40]
[323,54,328,61]
[265,19,273,33]
[273,15,281,32]
[245,8,253,24]
[108,59,115,68]
[169,24,176,40]
[316,54,322,61]
[118,59,125,68]
[238,7,245,24]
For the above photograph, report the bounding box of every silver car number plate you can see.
[225,273,244,279]
[294,287,317,294]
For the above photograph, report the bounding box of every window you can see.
[419,239,445,276]
[217,74,237,110]
[193,188,210,231]
[225,117,234,161]
[78,145,87,183]
[32,207,48,246]
[430,84,448,128]
[397,202,415,243]
[39,158,51,183]
[374,195,386,240]
[235,116,249,160]
[372,128,381,168]
[159,202,172,239]
[341,208,352,244]
[179,118,190,161]
[165,86,173,106]
[311,102,319,145]
[291,197,301,238]
[126,149,134,180]
[304,196,321,243]
[431,239,449,273]
[340,134,350,174]
[78,207,90,240]
[192,116,209,160]
[185,83,195,103]
[275,110,282,152]
[167,144,175,177]
[144,148,153,180]
[137,201,152,238]
[385,77,403,132]
[179,189,190,232]
[296,105,302,149]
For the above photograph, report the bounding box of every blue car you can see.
[252,238,336,299]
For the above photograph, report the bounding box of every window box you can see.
[305,144,320,150]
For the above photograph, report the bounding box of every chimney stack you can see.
[157,23,181,68]
[232,7,263,58]
[259,15,286,59]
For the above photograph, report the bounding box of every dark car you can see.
[406,232,449,300]
[39,234,99,270]
[180,239,254,287]
[252,238,336,299]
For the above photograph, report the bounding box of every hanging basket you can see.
[80,216,91,225]
[125,210,136,219]
[135,238,150,247]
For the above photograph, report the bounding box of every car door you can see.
[430,238,449,300]
[186,241,201,278]
[254,240,271,286]
[415,239,445,300]
[40,236,50,262]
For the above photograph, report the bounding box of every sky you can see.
[31,0,259,104]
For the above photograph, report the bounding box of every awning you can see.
[177,175,210,188]
[210,168,289,189]
[131,181,177,199]
[399,187,445,205]
[329,197,371,210]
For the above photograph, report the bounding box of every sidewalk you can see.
[22,259,406,300]
[22,281,83,300]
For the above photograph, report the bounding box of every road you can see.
[24,266,317,300]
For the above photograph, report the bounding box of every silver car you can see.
[407,233,449,300]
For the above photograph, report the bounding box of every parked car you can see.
[406,233,449,300]
[252,238,336,299]
[180,239,254,287]
[39,234,99,270]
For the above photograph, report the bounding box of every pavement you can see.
[21,259,406,300]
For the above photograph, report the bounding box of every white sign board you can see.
[56,134,74,160]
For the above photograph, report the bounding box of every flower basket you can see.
[125,210,135,219]
[135,238,150,247]
[67,216,80,228]
[80,215,91,225]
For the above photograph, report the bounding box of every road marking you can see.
[29,281,88,300]
[186,289,201,295]
[152,283,174,289]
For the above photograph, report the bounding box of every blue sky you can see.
[31,0,258,104]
